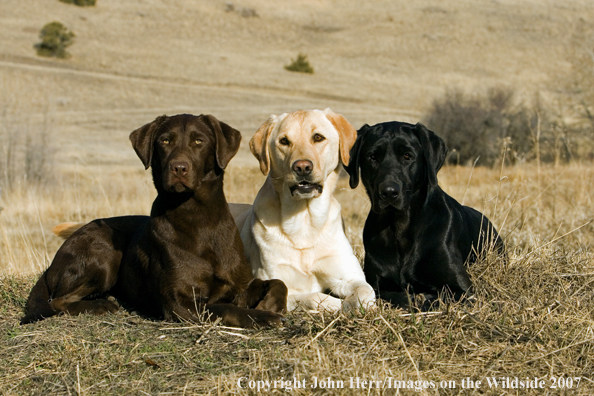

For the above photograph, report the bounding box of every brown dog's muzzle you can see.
[170,161,189,177]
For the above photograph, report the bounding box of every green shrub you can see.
[284,53,314,74]
[58,0,96,6]
[34,22,75,59]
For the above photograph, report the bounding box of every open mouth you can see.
[289,181,323,196]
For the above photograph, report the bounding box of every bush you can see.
[422,87,566,166]
[563,22,594,159]
[58,0,96,6]
[284,53,314,74]
[0,113,55,190]
[34,22,75,59]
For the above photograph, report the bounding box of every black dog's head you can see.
[346,122,447,213]
[129,114,241,194]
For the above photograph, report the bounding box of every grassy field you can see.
[1,0,594,394]
[1,161,593,395]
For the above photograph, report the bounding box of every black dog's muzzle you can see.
[377,180,403,210]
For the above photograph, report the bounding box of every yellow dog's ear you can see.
[323,108,357,167]
[250,115,278,175]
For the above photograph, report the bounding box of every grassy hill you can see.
[1,1,593,394]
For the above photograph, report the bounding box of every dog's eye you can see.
[368,154,377,162]
[194,139,203,145]
[313,133,325,143]
[279,137,290,146]
[162,138,170,145]
[403,153,413,160]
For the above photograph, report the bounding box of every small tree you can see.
[284,54,314,74]
[58,0,96,6]
[34,22,75,59]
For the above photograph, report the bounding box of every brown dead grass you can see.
[1,0,594,394]
[1,161,593,395]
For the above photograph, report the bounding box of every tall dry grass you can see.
[0,157,593,394]
[1,157,592,278]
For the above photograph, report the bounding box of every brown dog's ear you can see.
[250,115,278,175]
[323,108,357,167]
[202,115,242,170]
[412,123,448,187]
[345,124,370,189]
[129,115,168,169]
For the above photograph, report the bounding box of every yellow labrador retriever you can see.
[233,109,375,312]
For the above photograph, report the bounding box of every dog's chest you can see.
[252,219,336,284]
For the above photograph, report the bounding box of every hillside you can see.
[1,0,592,169]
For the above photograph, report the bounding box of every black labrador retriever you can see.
[346,121,504,308]
[21,114,287,327]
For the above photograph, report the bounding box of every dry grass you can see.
[1,0,594,393]
[1,161,593,395]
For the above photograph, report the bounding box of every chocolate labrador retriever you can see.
[21,114,287,327]
[346,121,504,308]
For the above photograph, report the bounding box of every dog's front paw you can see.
[255,279,288,313]
[342,287,376,313]
[248,310,284,328]
[93,299,120,314]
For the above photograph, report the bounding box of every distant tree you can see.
[285,54,314,74]
[58,0,96,6]
[34,22,75,59]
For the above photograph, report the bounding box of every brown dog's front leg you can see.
[235,278,288,313]
[163,299,282,328]
[206,303,283,328]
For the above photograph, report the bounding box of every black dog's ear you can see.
[202,114,242,170]
[129,115,168,170]
[345,124,370,189]
[413,123,448,187]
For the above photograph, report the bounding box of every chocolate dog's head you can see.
[129,114,241,194]
[346,122,447,213]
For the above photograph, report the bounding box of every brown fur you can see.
[21,114,287,327]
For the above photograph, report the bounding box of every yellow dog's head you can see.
[250,108,357,199]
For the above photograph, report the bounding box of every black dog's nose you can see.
[292,160,313,176]
[170,161,189,176]
[380,183,400,201]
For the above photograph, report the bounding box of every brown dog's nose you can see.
[292,160,313,177]
[170,161,189,176]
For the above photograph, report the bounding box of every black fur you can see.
[346,121,505,308]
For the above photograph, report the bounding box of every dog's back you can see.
[21,216,148,324]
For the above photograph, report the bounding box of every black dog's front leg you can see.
[378,290,441,311]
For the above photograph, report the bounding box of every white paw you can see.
[342,286,376,312]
